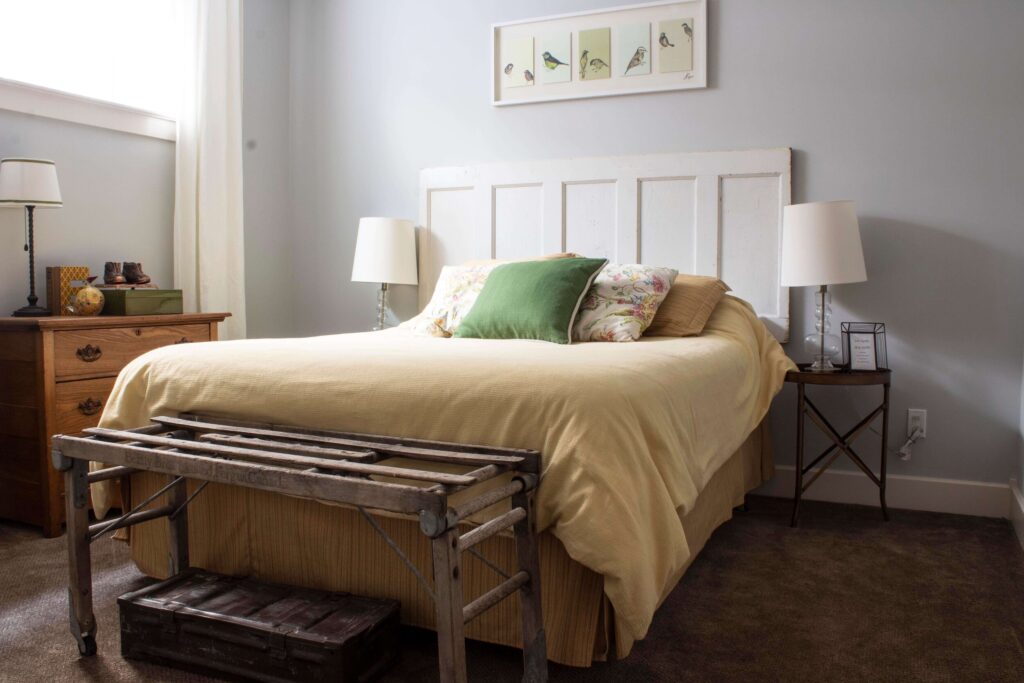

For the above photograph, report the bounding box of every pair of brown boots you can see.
[104,261,151,285]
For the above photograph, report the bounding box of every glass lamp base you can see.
[803,331,841,371]
[372,283,399,331]
[808,356,840,372]
[804,285,841,372]
[372,316,400,332]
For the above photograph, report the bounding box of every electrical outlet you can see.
[907,409,927,438]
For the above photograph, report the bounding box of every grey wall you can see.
[275,0,1024,486]
[0,110,174,312]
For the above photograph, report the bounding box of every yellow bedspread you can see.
[95,296,794,649]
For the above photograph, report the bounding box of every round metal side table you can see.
[785,364,892,527]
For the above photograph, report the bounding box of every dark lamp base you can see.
[12,304,52,317]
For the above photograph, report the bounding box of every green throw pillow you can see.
[454,257,607,344]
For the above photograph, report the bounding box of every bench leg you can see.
[167,476,189,575]
[65,459,96,656]
[512,488,547,683]
[432,528,467,683]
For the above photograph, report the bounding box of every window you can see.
[0,0,181,128]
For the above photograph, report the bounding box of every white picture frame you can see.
[491,0,707,107]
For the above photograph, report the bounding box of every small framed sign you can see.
[849,332,876,370]
[842,322,887,371]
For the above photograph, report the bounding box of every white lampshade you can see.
[351,217,418,285]
[780,200,866,287]
[0,158,62,207]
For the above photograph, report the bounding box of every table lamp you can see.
[0,158,62,316]
[780,200,867,372]
[351,217,418,330]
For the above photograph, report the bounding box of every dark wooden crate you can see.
[119,569,400,683]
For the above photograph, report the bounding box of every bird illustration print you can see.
[682,21,693,41]
[524,69,534,84]
[589,58,609,73]
[504,63,514,75]
[659,32,674,48]
[624,46,647,75]
[542,51,568,70]
[579,49,589,80]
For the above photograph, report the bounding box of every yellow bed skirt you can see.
[126,421,772,667]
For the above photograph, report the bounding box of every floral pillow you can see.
[572,264,679,342]
[406,263,500,337]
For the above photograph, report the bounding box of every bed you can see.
[93,148,795,667]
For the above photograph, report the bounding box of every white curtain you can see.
[174,0,246,340]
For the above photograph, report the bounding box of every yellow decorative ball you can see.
[70,278,105,316]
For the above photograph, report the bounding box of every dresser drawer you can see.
[53,324,211,380]
[54,377,117,435]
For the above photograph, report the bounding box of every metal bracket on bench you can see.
[51,447,73,472]
[71,461,89,508]
[67,588,96,655]
[419,509,451,538]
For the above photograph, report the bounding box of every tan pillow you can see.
[461,252,580,267]
[644,274,731,337]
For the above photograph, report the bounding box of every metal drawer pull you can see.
[78,398,103,416]
[76,344,102,363]
[174,337,191,344]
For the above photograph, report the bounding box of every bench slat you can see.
[85,428,478,487]
[153,415,529,468]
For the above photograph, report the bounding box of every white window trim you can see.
[0,77,176,142]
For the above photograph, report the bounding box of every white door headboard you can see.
[418,148,792,341]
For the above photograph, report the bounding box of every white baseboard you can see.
[1011,480,1024,551]
[755,465,1011,519]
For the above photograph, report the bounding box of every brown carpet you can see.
[1,496,1022,682]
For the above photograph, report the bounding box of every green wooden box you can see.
[100,289,183,316]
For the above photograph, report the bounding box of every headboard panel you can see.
[418,148,791,341]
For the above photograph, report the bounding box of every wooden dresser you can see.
[0,313,229,536]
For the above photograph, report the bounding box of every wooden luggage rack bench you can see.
[51,414,547,683]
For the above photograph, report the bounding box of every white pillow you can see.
[573,264,679,342]
[406,263,500,337]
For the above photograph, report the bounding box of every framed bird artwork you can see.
[491,0,706,106]
[658,17,693,73]
[500,36,535,89]
[618,23,652,77]
[578,28,611,81]
[538,33,571,85]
